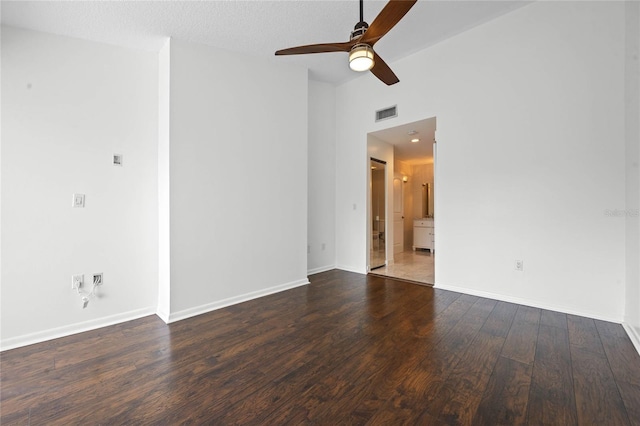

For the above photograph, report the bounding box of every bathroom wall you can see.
[412,163,434,219]
[395,159,414,252]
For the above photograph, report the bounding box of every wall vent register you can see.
[375,105,398,122]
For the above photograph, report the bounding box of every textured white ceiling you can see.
[1,0,531,85]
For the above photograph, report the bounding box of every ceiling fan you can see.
[275,0,417,86]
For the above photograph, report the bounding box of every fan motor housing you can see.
[351,21,369,40]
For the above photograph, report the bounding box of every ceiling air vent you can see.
[375,105,398,122]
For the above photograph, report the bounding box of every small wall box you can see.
[72,193,85,208]
[113,154,123,166]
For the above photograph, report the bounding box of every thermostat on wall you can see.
[113,154,123,166]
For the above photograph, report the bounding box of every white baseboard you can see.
[435,283,623,324]
[307,265,336,275]
[156,308,170,324]
[165,278,310,324]
[0,307,156,352]
[622,322,640,356]
[336,264,366,274]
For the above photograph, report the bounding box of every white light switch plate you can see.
[73,193,85,208]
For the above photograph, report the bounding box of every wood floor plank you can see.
[2,270,640,424]
[475,304,535,425]
[501,305,541,365]
[571,344,630,425]
[238,282,441,424]
[417,299,516,422]
[435,332,506,425]
[526,323,577,425]
[540,309,568,329]
[367,297,497,423]
[334,292,463,424]
[567,314,606,356]
[595,320,640,425]
[480,300,519,338]
[201,287,405,423]
[160,302,375,422]
[617,381,640,426]
[475,356,533,425]
[311,291,461,424]
[595,320,640,386]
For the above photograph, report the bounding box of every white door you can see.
[393,174,404,254]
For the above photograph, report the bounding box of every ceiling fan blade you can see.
[360,0,417,47]
[371,53,400,85]
[275,41,355,56]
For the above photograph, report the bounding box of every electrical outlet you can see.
[93,273,103,286]
[71,274,84,290]
[515,260,524,271]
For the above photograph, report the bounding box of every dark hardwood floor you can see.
[2,270,640,425]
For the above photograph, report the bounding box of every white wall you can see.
[1,29,311,346]
[157,39,171,321]
[336,2,627,321]
[1,27,159,349]
[307,80,336,275]
[624,1,640,350]
[165,39,309,320]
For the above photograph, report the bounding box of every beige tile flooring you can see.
[370,249,434,286]
[370,240,386,269]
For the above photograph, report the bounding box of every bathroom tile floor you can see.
[370,249,434,286]
[370,243,386,269]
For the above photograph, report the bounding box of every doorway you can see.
[366,117,436,285]
[370,158,386,269]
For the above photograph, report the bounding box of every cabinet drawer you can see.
[414,220,433,227]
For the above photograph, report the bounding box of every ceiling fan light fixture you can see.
[275,0,417,85]
[349,44,374,72]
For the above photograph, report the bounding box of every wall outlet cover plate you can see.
[93,273,103,286]
[72,274,84,289]
[72,193,85,208]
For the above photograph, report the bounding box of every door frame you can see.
[365,116,437,279]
